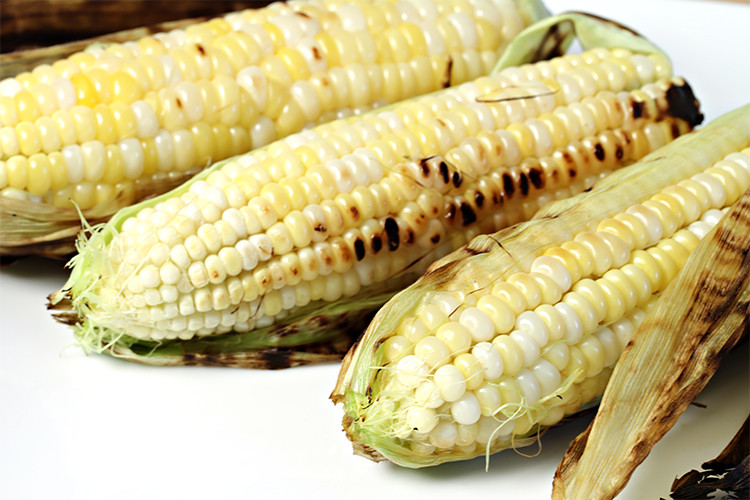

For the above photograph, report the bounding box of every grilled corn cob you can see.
[49,13,703,368]
[0,0,549,258]
[331,103,750,468]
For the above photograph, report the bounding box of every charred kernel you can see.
[474,190,485,208]
[459,202,477,226]
[438,161,451,184]
[384,217,400,251]
[502,172,514,197]
[452,171,462,187]
[519,172,529,195]
[371,235,382,253]
[594,143,605,161]
[528,167,544,189]
[354,239,366,261]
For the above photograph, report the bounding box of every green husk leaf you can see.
[551,188,750,500]
[492,10,666,73]
[331,104,750,467]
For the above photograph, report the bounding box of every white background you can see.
[1,1,749,499]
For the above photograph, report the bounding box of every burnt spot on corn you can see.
[665,80,704,128]
[354,239,366,261]
[442,57,453,88]
[430,233,441,244]
[502,172,514,197]
[444,202,457,224]
[460,202,477,226]
[528,167,545,189]
[419,158,431,177]
[371,235,382,253]
[350,205,360,220]
[594,143,605,162]
[196,43,206,56]
[519,172,529,196]
[474,190,485,208]
[439,161,451,184]
[312,45,322,61]
[452,171,463,188]
[615,145,624,160]
[632,100,645,119]
[176,97,183,109]
[384,217,400,251]
[314,223,327,232]
[405,228,415,245]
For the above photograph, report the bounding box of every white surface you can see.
[1,1,749,499]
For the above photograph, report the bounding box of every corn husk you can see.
[551,188,750,499]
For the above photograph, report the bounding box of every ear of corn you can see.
[0,0,550,258]
[49,13,703,368]
[331,103,750,468]
[552,187,749,499]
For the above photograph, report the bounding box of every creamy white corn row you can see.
[49,41,703,367]
[332,104,750,467]
[0,0,548,257]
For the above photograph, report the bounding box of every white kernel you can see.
[62,144,84,183]
[700,208,725,226]
[429,421,458,448]
[405,405,438,433]
[458,307,495,342]
[433,364,467,402]
[471,342,503,380]
[131,100,159,138]
[625,204,663,246]
[530,359,561,397]
[594,326,621,367]
[415,380,444,409]
[530,255,572,292]
[249,233,274,261]
[395,354,430,387]
[516,368,542,404]
[139,265,161,289]
[515,311,549,347]
[451,392,481,425]
[554,302,583,344]
[509,330,540,367]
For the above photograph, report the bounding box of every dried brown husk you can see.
[551,189,750,500]
[669,415,750,499]
[0,0,258,57]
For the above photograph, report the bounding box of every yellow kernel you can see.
[454,353,484,391]
[492,335,523,376]
[26,153,51,195]
[6,155,28,189]
[490,282,526,315]
[48,151,67,189]
[70,73,98,107]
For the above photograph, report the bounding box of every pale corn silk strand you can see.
[0,0,537,211]
[57,43,692,352]
[343,135,750,467]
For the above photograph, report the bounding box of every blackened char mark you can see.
[528,167,544,190]
[384,217,400,251]
[666,80,704,128]
[459,202,477,226]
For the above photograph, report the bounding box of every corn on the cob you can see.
[48,13,703,368]
[331,103,750,467]
[0,0,549,258]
